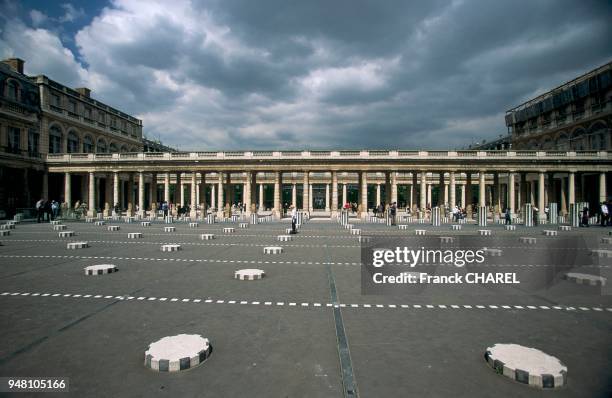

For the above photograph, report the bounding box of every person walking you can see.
[51,200,59,220]
[290,205,298,234]
[36,198,44,223]
[504,207,512,225]
[580,206,589,227]
[600,202,609,227]
[390,202,397,226]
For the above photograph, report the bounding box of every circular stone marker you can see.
[415,229,426,235]
[235,268,265,280]
[277,235,292,242]
[141,221,151,227]
[559,225,572,231]
[0,230,10,236]
[164,226,176,232]
[505,225,516,231]
[84,264,118,275]
[128,232,143,239]
[223,227,235,234]
[94,221,105,226]
[53,225,67,231]
[484,343,567,389]
[398,225,409,230]
[439,236,454,243]
[200,234,215,240]
[145,334,212,372]
[58,231,75,238]
[563,272,606,286]
[161,244,181,252]
[239,223,248,228]
[519,237,536,244]
[483,248,503,257]
[542,230,558,236]
[478,229,492,236]
[189,222,199,228]
[263,246,283,254]
[108,225,120,231]
[451,224,462,230]
[350,228,361,235]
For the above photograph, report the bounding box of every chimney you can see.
[76,87,91,97]
[2,58,25,74]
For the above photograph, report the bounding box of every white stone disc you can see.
[145,334,211,372]
[263,246,283,254]
[161,244,181,252]
[108,225,120,231]
[484,343,567,388]
[564,272,606,286]
[84,264,118,275]
[235,268,265,280]
[200,234,215,240]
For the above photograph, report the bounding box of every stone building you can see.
[506,61,612,150]
[0,59,44,216]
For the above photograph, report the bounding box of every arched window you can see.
[109,142,118,153]
[96,138,107,153]
[67,131,80,153]
[120,145,128,153]
[569,129,585,151]
[49,125,62,154]
[83,135,94,153]
[555,133,569,150]
[541,137,553,150]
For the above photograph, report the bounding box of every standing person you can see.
[504,207,512,225]
[36,198,44,223]
[43,199,52,222]
[580,206,589,227]
[600,202,609,227]
[290,205,297,234]
[390,202,397,226]
[162,201,168,217]
[51,200,59,220]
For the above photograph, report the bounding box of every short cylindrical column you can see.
[391,172,397,204]
[244,172,251,215]
[376,184,381,206]
[325,183,330,212]
[200,172,207,212]
[360,171,368,217]
[460,184,466,208]
[217,173,224,216]
[342,183,347,206]
[291,183,297,207]
[600,172,607,203]
[65,172,72,208]
[259,183,264,209]
[149,173,157,210]
[211,184,216,209]
[190,172,197,218]
[273,171,281,217]
[138,171,145,216]
[508,172,515,215]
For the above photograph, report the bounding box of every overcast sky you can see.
[1,0,611,150]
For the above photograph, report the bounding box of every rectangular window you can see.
[84,106,92,119]
[110,117,117,128]
[8,127,20,153]
[98,111,105,123]
[51,92,61,107]
[28,129,39,156]
[68,100,77,113]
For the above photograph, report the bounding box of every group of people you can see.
[35,199,60,223]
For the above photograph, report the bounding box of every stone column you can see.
[508,172,515,215]
[560,177,567,215]
[449,172,456,207]
[217,172,224,217]
[420,172,427,210]
[538,171,546,222]
[427,184,431,207]
[180,181,185,207]
[250,172,257,214]
[391,172,397,204]
[438,173,445,206]
[200,172,207,212]
[225,173,231,210]
[273,171,281,218]
[164,173,170,203]
[376,184,381,206]
[325,183,330,212]
[309,184,313,211]
[149,173,157,210]
[479,171,486,207]
[530,180,536,205]
[384,172,391,205]
[303,172,310,212]
[568,172,575,205]
[138,171,145,216]
[112,172,119,209]
[65,172,72,208]
[211,184,216,209]
[547,172,555,206]
[244,171,251,215]
[292,183,297,207]
[412,173,418,211]
[331,171,338,217]
[493,172,500,213]
[127,173,135,216]
[465,172,472,213]
[259,183,264,210]
[42,171,48,200]
[460,184,466,208]
[87,172,96,217]
[174,172,182,214]
[190,172,197,218]
[360,171,368,217]
[342,183,347,206]
[600,172,607,203]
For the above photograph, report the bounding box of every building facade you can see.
[506,61,612,150]
[143,138,177,152]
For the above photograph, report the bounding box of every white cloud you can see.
[59,3,85,23]
[29,9,48,27]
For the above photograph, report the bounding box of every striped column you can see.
[250,213,258,224]
[478,206,487,226]
[523,203,534,227]
[431,207,441,226]
[569,203,580,227]
[548,202,558,224]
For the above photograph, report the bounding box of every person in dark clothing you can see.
[504,208,512,225]
[44,200,52,222]
[580,207,589,227]
[36,199,44,223]
[390,202,397,225]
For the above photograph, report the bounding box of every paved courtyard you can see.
[0,217,611,397]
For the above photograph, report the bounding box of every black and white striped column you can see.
[478,206,487,226]
[431,207,441,226]
[548,202,558,224]
[523,203,534,227]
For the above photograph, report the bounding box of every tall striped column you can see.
[523,203,533,227]
[548,202,558,224]
[478,206,487,226]
[432,206,441,226]
[569,203,580,227]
